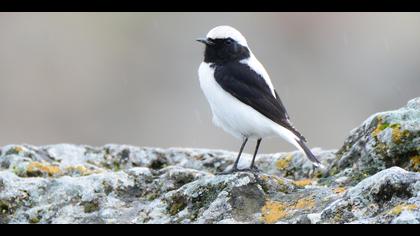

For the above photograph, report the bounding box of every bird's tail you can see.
[273,125,321,167]
[295,139,321,165]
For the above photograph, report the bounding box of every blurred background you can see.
[0,12,419,154]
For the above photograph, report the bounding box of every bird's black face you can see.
[197,37,250,65]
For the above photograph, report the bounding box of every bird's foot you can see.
[215,166,261,175]
[240,166,261,173]
[215,167,241,175]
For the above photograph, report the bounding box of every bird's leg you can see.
[239,138,263,173]
[231,137,248,172]
[215,137,249,175]
[249,138,262,172]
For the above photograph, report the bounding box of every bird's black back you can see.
[213,62,307,141]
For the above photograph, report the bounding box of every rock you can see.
[391,210,419,224]
[0,97,419,224]
[0,144,335,224]
[307,213,322,224]
[0,144,418,224]
[257,148,336,180]
[321,167,420,224]
[328,98,420,185]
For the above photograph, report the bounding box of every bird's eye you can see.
[225,39,233,45]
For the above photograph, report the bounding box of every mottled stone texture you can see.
[0,98,419,224]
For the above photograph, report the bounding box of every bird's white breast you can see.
[198,62,279,139]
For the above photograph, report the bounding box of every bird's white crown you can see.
[206,25,248,47]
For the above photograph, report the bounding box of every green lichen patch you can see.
[167,194,188,216]
[257,175,293,194]
[0,200,10,214]
[0,195,29,223]
[5,146,25,156]
[29,216,41,224]
[29,212,43,224]
[82,200,100,213]
[64,165,102,177]
[372,116,390,138]
[388,204,418,216]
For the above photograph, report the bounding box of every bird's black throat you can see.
[203,38,250,65]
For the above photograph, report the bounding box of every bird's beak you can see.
[196,38,214,46]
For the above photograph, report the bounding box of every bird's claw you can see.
[215,166,261,175]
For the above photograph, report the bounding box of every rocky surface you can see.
[0,98,419,224]
[326,97,420,186]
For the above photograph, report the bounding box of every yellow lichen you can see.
[294,198,315,209]
[391,124,410,144]
[410,155,420,172]
[275,154,293,170]
[293,179,313,188]
[372,116,387,137]
[371,116,409,144]
[261,197,316,223]
[260,175,271,182]
[64,165,101,176]
[27,162,61,176]
[261,175,285,185]
[259,175,289,193]
[276,178,285,186]
[6,146,25,155]
[14,146,24,153]
[261,201,288,224]
[388,204,418,215]
[333,187,347,194]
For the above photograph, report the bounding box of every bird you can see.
[196,25,321,173]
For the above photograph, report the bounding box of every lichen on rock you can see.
[0,97,419,224]
[327,98,420,185]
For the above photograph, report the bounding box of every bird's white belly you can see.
[198,62,278,139]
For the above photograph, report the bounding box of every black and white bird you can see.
[197,25,321,173]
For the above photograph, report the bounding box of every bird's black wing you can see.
[214,62,307,141]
